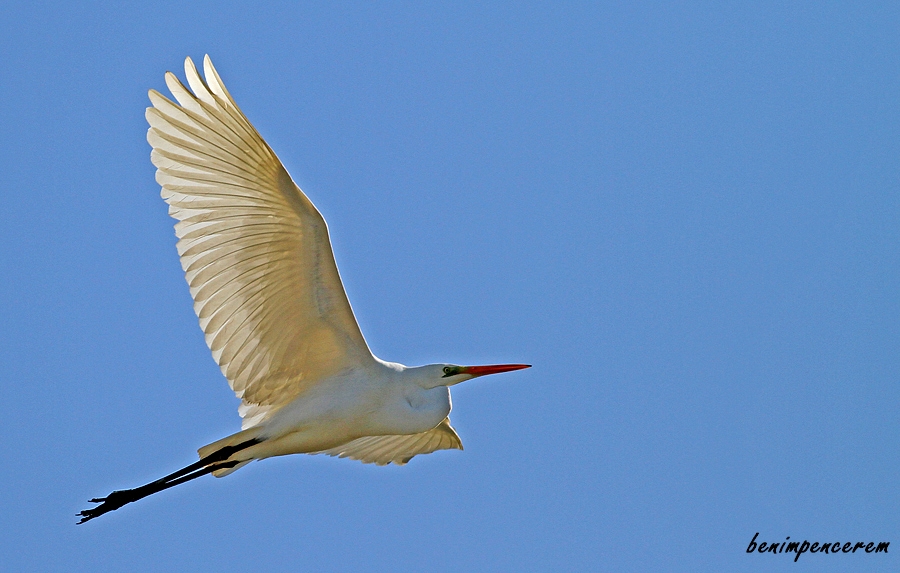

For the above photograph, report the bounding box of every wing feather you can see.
[147,55,373,428]
[316,418,464,466]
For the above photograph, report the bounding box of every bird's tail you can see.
[198,427,265,477]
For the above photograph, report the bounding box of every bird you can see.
[78,56,530,524]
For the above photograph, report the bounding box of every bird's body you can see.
[207,361,454,474]
[265,362,452,442]
[79,55,528,524]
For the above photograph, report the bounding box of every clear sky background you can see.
[1,2,898,572]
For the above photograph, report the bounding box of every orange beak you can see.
[461,364,532,378]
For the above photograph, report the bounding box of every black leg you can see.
[77,437,261,524]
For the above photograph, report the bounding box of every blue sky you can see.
[1,2,898,571]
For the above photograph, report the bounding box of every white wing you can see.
[146,55,373,428]
[316,418,463,465]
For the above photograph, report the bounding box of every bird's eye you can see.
[443,367,452,375]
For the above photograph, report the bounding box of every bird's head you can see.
[417,363,531,389]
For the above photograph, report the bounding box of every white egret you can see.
[79,56,529,523]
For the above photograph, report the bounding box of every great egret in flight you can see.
[78,56,529,523]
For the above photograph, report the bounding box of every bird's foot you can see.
[78,489,137,524]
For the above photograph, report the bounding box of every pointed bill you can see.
[462,364,531,377]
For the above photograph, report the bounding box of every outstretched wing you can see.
[316,418,464,466]
[147,55,373,428]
